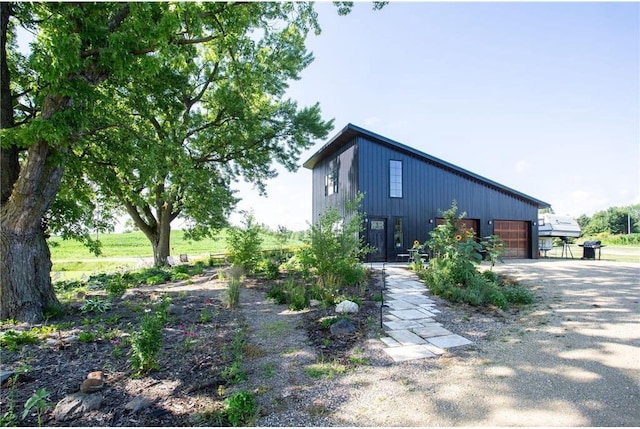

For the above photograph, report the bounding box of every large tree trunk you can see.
[152,222,171,267]
[0,224,58,322]
[125,202,173,267]
[0,139,65,322]
[0,5,62,322]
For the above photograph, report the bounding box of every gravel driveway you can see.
[247,259,640,426]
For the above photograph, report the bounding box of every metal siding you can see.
[357,137,539,259]
[310,138,358,224]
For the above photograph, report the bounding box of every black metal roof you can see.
[303,123,551,209]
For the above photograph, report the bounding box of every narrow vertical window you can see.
[324,161,338,196]
[394,218,403,249]
[390,160,402,198]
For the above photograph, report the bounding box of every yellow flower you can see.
[455,234,462,241]
[413,240,420,247]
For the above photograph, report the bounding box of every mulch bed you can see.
[0,267,386,426]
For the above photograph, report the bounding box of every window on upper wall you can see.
[324,162,338,196]
[389,160,402,198]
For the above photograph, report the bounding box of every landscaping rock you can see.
[0,370,14,385]
[80,371,105,393]
[335,300,359,314]
[330,318,357,336]
[125,395,153,413]
[169,304,185,315]
[310,299,321,307]
[54,393,103,422]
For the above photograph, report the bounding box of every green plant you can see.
[0,330,39,351]
[298,193,372,295]
[226,211,264,273]
[288,282,307,311]
[503,285,535,305]
[304,361,346,379]
[129,299,170,375]
[224,391,257,427]
[480,235,505,270]
[226,277,242,309]
[171,272,191,281]
[319,316,339,329]
[200,307,213,324]
[260,363,276,379]
[221,361,247,385]
[105,276,128,296]
[78,331,97,343]
[256,259,280,279]
[421,201,518,309]
[0,375,18,426]
[349,349,370,366]
[80,298,113,314]
[21,388,51,427]
[222,326,248,385]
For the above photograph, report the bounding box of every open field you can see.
[48,231,639,281]
[49,230,304,281]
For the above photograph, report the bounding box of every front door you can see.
[368,218,387,262]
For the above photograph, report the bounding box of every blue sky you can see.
[230,1,640,231]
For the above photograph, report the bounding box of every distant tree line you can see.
[576,204,640,236]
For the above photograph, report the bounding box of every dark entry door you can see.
[368,218,387,262]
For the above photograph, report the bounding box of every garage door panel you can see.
[494,220,529,258]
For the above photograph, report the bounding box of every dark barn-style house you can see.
[303,124,551,262]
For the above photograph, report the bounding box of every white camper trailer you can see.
[538,214,582,255]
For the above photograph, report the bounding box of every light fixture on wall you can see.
[488,220,493,225]
[533,221,537,226]
[428,219,434,224]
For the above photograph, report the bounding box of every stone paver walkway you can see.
[377,264,472,362]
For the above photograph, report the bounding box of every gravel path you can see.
[241,259,640,426]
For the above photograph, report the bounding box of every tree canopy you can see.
[77,3,333,264]
[0,2,342,321]
[578,204,640,236]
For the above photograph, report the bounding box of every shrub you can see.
[266,283,288,305]
[105,277,127,296]
[129,298,170,375]
[298,193,371,300]
[226,212,263,273]
[421,201,530,309]
[224,391,256,427]
[288,283,307,311]
[503,286,535,305]
[266,277,308,309]
[256,259,280,279]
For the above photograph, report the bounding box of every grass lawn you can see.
[49,229,304,281]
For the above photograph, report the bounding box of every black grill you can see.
[581,240,602,259]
